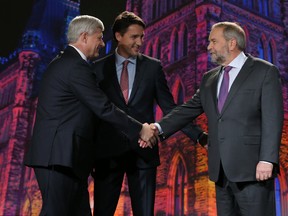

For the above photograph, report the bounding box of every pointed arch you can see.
[171,76,185,105]
[257,39,264,59]
[166,151,188,216]
[257,34,267,59]
[179,23,189,58]
[170,28,179,63]
[267,38,276,64]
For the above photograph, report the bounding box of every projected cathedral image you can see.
[0,0,287,215]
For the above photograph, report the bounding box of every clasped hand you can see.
[138,123,159,148]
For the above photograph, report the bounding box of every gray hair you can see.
[212,22,246,51]
[67,15,104,43]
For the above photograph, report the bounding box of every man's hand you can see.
[256,161,273,181]
[138,123,158,148]
[150,123,159,136]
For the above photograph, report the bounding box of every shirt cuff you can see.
[154,123,163,134]
[259,161,272,165]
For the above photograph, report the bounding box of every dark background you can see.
[0,0,126,57]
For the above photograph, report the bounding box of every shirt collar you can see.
[226,52,247,69]
[115,48,137,66]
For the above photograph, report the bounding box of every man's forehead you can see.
[209,27,223,38]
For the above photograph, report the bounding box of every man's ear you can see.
[79,32,88,44]
[229,38,237,51]
[115,32,122,42]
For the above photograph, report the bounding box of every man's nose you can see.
[207,43,212,51]
[101,40,105,47]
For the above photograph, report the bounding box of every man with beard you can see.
[151,22,283,216]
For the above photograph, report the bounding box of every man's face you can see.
[86,28,105,60]
[207,27,230,65]
[116,24,144,58]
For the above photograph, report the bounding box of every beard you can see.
[211,54,226,65]
[210,45,229,65]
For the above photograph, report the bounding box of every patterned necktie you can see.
[120,60,129,104]
[218,66,233,112]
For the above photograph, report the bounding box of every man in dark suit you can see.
[150,22,284,216]
[24,15,155,216]
[92,11,207,216]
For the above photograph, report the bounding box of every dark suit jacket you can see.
[93,53,203,168]
[24,46,142,178]
[158,54,284,182]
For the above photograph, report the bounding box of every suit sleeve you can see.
[154,62,203,142]
[260,65,283,164]
[69,61,142,142]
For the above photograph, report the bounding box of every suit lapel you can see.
[220,56,254,114]
[208,66,222,115]
[128,54,145,103]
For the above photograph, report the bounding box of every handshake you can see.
[138,123,159,148]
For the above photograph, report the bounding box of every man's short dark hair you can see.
[112,11,146,41]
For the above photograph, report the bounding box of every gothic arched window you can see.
[267,41,274,63]
[171,78,184,106]
[257,38,264,59]
[172,31,179,62]
[174,160,185,215]
[182,27,188,57]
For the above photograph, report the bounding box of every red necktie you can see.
[120,60,129,104]
[218,66,233,112]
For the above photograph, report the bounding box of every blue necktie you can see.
[218,66,233,112]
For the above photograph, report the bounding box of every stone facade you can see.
[0,0,287,215]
